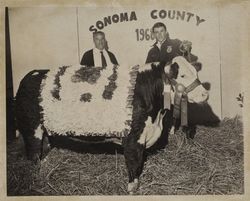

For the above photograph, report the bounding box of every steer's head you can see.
[164,56,209,103]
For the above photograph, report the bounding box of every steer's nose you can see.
[202,90,209,100]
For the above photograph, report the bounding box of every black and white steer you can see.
[15,56,208,194]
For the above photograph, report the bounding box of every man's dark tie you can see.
[100,51,107,68]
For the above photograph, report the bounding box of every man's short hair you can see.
[152,22,167,32]
[93,31,105,38]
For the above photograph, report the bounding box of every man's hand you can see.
[179,40,192,53]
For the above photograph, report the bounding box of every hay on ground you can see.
[7,117,243,195]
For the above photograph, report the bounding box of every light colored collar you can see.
[93,47,106,53]
[156,38,167,49]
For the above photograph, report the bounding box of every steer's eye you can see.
[180,75,185,78]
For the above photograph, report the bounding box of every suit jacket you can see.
[80,49,118,66]
[145,38,198,64]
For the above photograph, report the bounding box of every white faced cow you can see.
[15,56,208,194]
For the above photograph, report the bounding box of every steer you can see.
[15,56,208,194]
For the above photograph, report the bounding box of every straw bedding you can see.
[7,117,243,195]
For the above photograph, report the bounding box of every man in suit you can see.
[80,31,118,67]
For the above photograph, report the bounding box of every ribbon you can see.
[173,91,181,119]
[181,95,188,126]
[163,92,171,110]
[163,74,201,127]
[173,84,188,126]
[163,84,171,110]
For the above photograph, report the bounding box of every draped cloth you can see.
[39,64,140,137]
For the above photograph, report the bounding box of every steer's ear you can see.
[192,62,202,72]
[165,62,179,79]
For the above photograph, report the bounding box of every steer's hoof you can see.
[128,178,139,194]
[27,153,41,165]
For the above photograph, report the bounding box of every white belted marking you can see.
[34,124,43,140]
[137,110,166,148]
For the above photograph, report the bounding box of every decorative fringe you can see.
[51,66,69,100]
[102,65,118,100]
[71,66,103,84]
[40,64,141,138]
[46,129,128,138]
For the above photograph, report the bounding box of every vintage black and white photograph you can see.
[3,0,249,198]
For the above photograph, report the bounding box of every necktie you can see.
[100,51,107,68]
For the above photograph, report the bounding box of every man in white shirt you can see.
[80,31,118,67]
